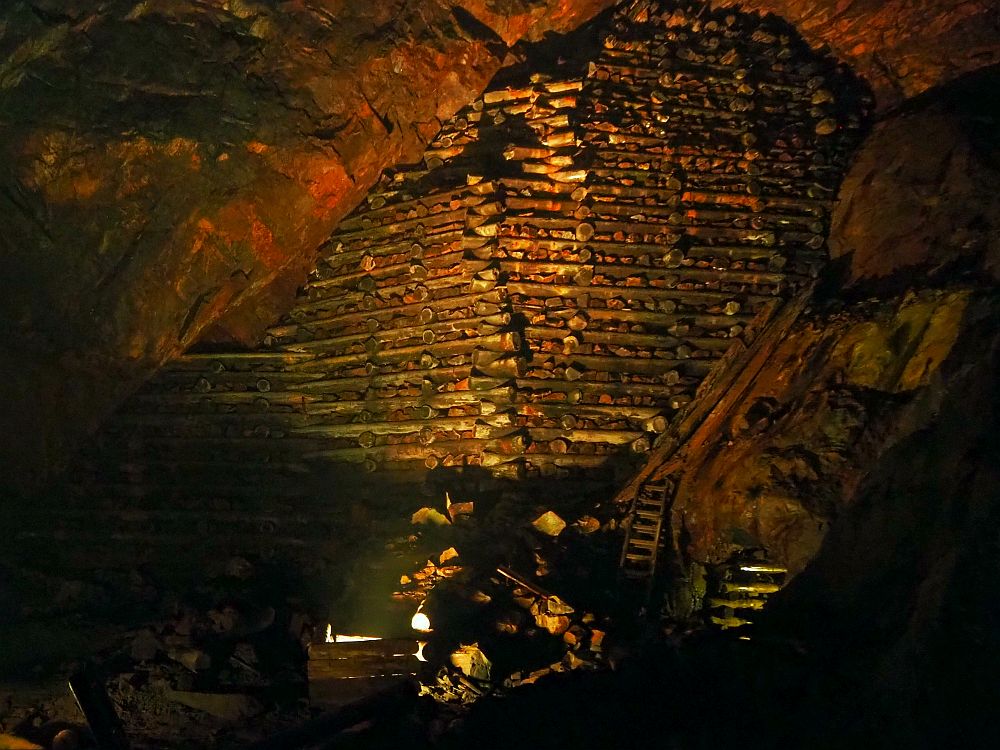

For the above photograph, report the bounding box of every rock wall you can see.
[758,291,1000,747]
[630,69,1000,582]
[830,66,1000,284]
[3,0,999,496]
[665,288,976,574]
[0,0,616,496]
[63,2,862,531]
[711,0,1000,108]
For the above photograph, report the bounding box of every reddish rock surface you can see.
[0,0,614,494]
[659,69,1000,575]
[712,0,1000,108]
[0,0,997,497]
[667,288,975,575]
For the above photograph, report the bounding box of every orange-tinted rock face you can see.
[660,68,1000,575]
[711,0,1000,108]
[0,0,615,494]
[1,0,998,498]
[76,1,863,507]
[667,290,974,575]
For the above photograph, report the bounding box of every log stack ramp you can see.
[71,1,864,524]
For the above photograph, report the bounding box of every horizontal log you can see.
[515,375,703,398]
[483,85,538,104]
[526,352,688,377]
[502,259,786,287]
[152,370,327,387]
[507,280,772,307]
[343,186,485,224]
[581,307,757,328]
[286,315,509,354]
[281,288,507,333]
[316,232,467,273]
[523,453,613,468]
[336,333,520,369]
[290,412,512,439]
[308,640,420,660]
[125,392,317,410]
[109,412,314,429]
[306,250,479,291]
[334,220,468,259]
[684,244,779,261]
[304,436,527,463]
[498,176,588,197]
[293,271,481,314]
[333,207,468,244]
[170,352,314,368]
[308,654,420,681]
[522,325,736,351]
[294,365,471,393]
[517,401,664,421]
[301,387,516,416]
[498,236,676,257]
[527,427,645,444]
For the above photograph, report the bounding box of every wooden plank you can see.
[308,640,419,660]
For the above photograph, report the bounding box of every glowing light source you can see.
[415,641,428,662]
[324,624,382,643]
[411,609,432,632]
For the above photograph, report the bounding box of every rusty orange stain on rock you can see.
[71,173,102,200]
[194,201,288,272]
[265,147,354,218]
[248,213,283,271]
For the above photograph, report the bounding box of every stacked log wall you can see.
[69,0,865,526]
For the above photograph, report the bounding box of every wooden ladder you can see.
[619,480,672,584]
[614,291,813,595]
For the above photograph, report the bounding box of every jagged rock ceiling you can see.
[1,0,998,495]
[0,6,998,741]
[0,0,616,493]
[711,0,1000,107]
[74,0,862,510]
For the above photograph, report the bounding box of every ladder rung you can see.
[625,552,653,563]
[629,538,657,549]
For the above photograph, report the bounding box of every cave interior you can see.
[1,0,999,748]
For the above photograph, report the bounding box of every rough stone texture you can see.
[763,292,1000,748]
[0,0,614,495]
[669,288,975,575]
[711,0,1000,108]
[830,67,1000,284]
[1,0,998,496]
[71,2,862,509]
[600,65,1000,744]
[651,68,1000,576]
